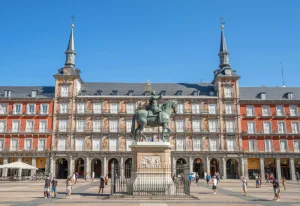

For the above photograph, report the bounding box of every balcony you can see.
[273,112,287,119]
[58,92,70,98]
[242,113,257,119]
[0,111,8,116]
[258,113,272,119]
[56,109,72,115]
[174,109,218,116]
[286,112,300,119]
[9,111,23,116]
[1,128,52,134]
[72,128,126,134]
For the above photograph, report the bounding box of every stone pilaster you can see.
[68,156,74,177]
[85,156,91,179]
[50,156,54,176]
[276,158,281,179]
[290,158,296,181]
[31,157,36,176]
[18,157,22,177]
[3,157,8,176]
[189,157,193,173]
[244,158,248,179]
[240,157,245,177]
[120,157,125,178]
[260,158,265,180]
[103,157,107,176]
[222,157,227,179]
[172,157,176,176]
[206,156,210,176]
[45,156,50,174]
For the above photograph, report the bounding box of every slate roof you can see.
[0,86,55,99]
[240,87,300,101]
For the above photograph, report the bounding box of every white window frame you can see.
[261,105,270,116]
[246,105,254,116]
[13,103,22,114]
[224,86,233,98]
[57,138,66,151]
[225,103,234,114]
[126,138,133,151]
[0,138,4,151]
[208,120,218,132]
[76,120,86,132]
[109,137,118,151]
[24,138,33,150]
[280,139,288,152]
[226,138,236,151]
[291,122,299,134]
[93,103,102,114]
[93,120,102,132]
[265,139,273,152]
[0,103,8,115]
[110,103,119,114]
[26,120,34,133]
[208,104,217,114]
[109,120,118,132]
[58,120,68,132]
[277,121,286,134]
[225,120,235,133]
[191,104,200,114]
[263,122,271,134]
[177,104,184,114]
[294,140,300,153]
[289,105,298,116]
[126,120,132,133]
[40,104,49,114]
[75,138,85,151]
[176,120,184,132]
[192,120,201,132]
[60,86,69,97]
[60,103,68,114]
[39,120,47,133]
[10,138,19,151]
[276,105,284,116]
[92,138,101,151]
[247,122,255,134]
[12,120,20,132]
[126,104,135,114]
[0,120,6,132]
[26,104,36,114]
[210,138,218,151]
[77,103,86,114]
[193,137,202,151]
[176,137,186,151]
[38,138,46,151]
[248,139,257,152]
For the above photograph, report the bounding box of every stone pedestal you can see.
[129,142,175,195]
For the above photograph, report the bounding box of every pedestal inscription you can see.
[141,156,161,168]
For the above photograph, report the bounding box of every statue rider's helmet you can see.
[152,90,156,95]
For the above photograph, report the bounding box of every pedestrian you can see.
[44,176,51,198]
[258,175,262,187]
[270,173,274,183]
[282,177,286,191]
[105,174,109,185]
[189,173,193,185]
[72,172,76,184]
[272,178,280,201]
[75,172,79,184]
[266,172,270,183]
[92,171,95,182]
[296,172,300,182]
[241,176,247,195]
[51,177,58,198]
[206,173,211,186]
[212,176,218,194]
[65,177,73,199]
[98,174,105,194]
[195,173,199,186]
[216,172,220,183]
[84,172,88,181]
[255,175,259,188]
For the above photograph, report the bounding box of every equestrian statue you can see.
[131,91,178,142]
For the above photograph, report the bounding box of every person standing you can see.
[266,172,270,183]
[51,177,58,198]
[255,175,259,188]
[75,172,79,184]
[84,172,88,181]
[44,176,51,198]
[65,177,73,199]
[189,173,193,185]
[105,174,109,185]
[92,171,95,182]
[241,177,247,196]
[216,172,220,183]
[296,172,300,182]
[195,173,199,186]
[206,173,211,187]
[98,174,105,194]
[272,178,280,201]
[270,173,274,183]
[72,172,76,184]
[212,177,218,194]
[282,177,287,191]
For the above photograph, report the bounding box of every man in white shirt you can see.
[212,177,218,194]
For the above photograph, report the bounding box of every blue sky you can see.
[0,0,299,87]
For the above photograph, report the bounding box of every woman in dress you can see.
[98,174,105,194]
[105,174,109,185]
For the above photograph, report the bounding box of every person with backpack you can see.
[206,173,211,187]
[272,178,280,201]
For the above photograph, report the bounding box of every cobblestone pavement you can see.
[0,179,299,206]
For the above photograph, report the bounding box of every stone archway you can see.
[210,158,220,176]
[108,158,119,178]
[91,158,102,178]
[74,158,85,177]
[176,158,187,176]
[125,158,132,178]
[193,158,204,178]
[55,158,68,179]
[226,158,239,179]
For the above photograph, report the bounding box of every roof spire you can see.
[218,17,230,69]
[65,16,76,68]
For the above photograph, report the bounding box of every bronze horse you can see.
[131,99,178,142]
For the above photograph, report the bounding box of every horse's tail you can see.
[131,113,136,136]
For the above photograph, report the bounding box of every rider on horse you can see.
[147,90,162,122]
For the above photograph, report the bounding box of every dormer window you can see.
[161,90,166,96]
[81,90,86,95]
[192,91,198,96]
[177,90,183,96]
[4,90,11,98]
[145,91,150,96]
[287,92,293,100]
[209,90,215,96]
[261,92,266,100]
[96,90,102,96]
[112,90,118,96]
[31,90,38,98]
[128,90,134,96]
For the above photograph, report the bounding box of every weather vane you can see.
[219,17,225,29]
[71,15,75,28]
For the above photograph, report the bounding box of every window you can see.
[289,105,298,116]
[60,103,68,113]
[208,104,217,114]
[4,90,11,97]
[161,91,166,96]
[177,91,182,96]
[176,120,184,132]
[265,139,273,152]
[288,93,293,100]
[75,138,84,151]
[112,90,118,96]
[225,120,234,133]
[39,121,47,133]
[249,139,257,152]
[76,120,85,132]
[110,103,118,114]
[24,139,32,150]
[247,122,255,134]
[191,104,200,114]
[77,103,85,114]
[92,138,101,151]
[10,139,18,151]
[210,138,218,151]
[0,121,6,132]
[177,104,184,114]
[276,105,284,116]
[61,86,69,97]
[26,120,34,132]
[58,138,66,151]
[96,90,102,96]
[0,139,4,151]
[38,139,46,151]
[58,120,68,132]
[193,138,202,151]
[262,106,270,116]
[291,122,299,134]
[192,91,198,96]
[294,140,300,152]
[128,91,134,96]
[208,120,218,132]
[31,90,37,97]
[126,104,135,114]
[261,93,266,100]
[26,104,36,114]
[109,120,118,132]
[109,138,118,151]
[13,104,22,114]
[126,120,132,133]
[278,122,286,134]
[280,140,287,152]
[0,104,8,114]
[176,138,185,151]
[246,106,254,116]
[93,120,102,132]
[126,138,133,151]
[227,138,236,151]
[224,86,233,98]
[12,120,20,132]
[263,122,271,134]
[192,120,201,132]
[225,104,234,114]
[40,104,48,114]
[93,103,102,114]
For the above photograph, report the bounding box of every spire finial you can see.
[64,16,76,68]
[71,15,75,28]
[219,16,225,29]
[218,17,230,69]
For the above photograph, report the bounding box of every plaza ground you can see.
[0,179,299,206]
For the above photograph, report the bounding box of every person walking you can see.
[195,173,199,186]
[189,173,193,185]
[72,172,76,184]
[212,176,218,194]
[105,174,109,185]
[44,176,51,198]
[91,171,95,182]
[266,172,270,183]
[65,177,73,199]
[216,172,220,183]
[296,172,300,182]
[241,176,247,196]
[255,175,259,188]
[51,177,58,198]
[282,177,287,191]
[272,178,280,201]
[206,173,211,187]
[84,172,88,181]
[75,172,79,184]
[98,174,105,194]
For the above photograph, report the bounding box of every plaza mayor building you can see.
[0,24,299,180]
